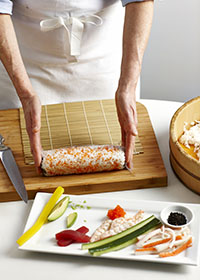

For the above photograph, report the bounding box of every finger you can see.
[27,123,41,167]
[32,119,41,133]
[31,133,42,167]
[132,125,138,137]
[31,106,42,167]
[131,106,138,135]
[128,118,138,136]
[121,127,126,147]
[31,109,41,133]
[125,134,135,170]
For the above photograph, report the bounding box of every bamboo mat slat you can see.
[19,99,143,164]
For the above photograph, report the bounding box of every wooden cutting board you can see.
[0,101,167,202]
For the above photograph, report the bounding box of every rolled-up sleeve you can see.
[0,0,13,15]
[122,0,152,7]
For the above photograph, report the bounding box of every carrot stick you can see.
[143,235,183,248]
[135,247,156,252]
[135,247,157,255]
[175,235,182,240]
[143,238,171,248]
[159,237,192,258]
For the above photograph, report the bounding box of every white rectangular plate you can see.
[19,193,200,266]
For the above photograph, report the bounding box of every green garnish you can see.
[69,200,91,211]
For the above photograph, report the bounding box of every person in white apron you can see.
[0,0,154,170]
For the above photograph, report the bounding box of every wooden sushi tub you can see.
[170,96,200,194]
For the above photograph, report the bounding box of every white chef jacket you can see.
[0,0,142,110]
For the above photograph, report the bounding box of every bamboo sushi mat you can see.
[19,99,143,164]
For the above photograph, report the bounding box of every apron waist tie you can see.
[40,14,103,62]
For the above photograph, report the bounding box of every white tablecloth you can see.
[0,99,200,280]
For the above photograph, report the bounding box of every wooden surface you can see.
[19,100,143,164]
[0,101,167,202]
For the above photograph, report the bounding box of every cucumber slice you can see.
[47,196,70,221]
[89,220,161,256]
[67,212,78,228]
[91,238,136,256]
[82,215,157,250]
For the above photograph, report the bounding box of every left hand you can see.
[115,88,138,170]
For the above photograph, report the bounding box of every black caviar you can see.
[167,212,187,226]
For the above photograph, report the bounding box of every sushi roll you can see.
[41,145,125,176]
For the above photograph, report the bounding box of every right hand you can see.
[20,94,42,170]
[115,87,138,171]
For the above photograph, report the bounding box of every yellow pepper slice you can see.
[17,186,64,246]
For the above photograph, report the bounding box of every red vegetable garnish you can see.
[107,205,126,220]
[56,226,90,247]
[57,239,73,247]
[76,226,89,235]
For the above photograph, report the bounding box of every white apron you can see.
[0,0,140,110]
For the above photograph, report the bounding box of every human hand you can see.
[20,94,42,171]
[115,88,138,170]
[0,15,42,169]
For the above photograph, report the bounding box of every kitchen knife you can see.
[0,134,28,203]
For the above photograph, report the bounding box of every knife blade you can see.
[0,135,28,203]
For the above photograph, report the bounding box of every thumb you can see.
[31,114,41,133]
[132,126,138,136]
